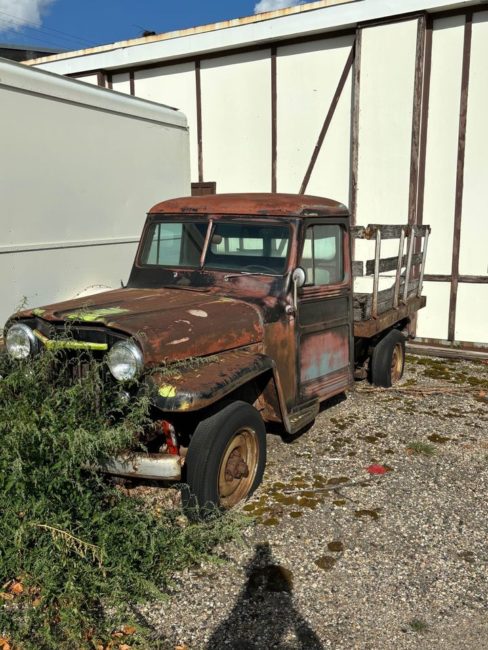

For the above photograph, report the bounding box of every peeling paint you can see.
[158,384,177,398]
[32,308,46,317]
[188,309,208,318]
[66,307,130,322]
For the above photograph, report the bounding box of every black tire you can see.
[370,330,406,388]
[182,401,266,514]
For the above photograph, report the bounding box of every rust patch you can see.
[149,193,348,218]
[148,349,274,412]
[300,327,349,384]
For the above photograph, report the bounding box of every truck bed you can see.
[351,224,430,339]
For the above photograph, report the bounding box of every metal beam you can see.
[271,46,277,193]
[448,11,472,342]
[195,60,204,182]
[408,15,426,226]
[350,28,362,225]
[415,13,433,227]
[407,340,488,361]
[408,14,432,337]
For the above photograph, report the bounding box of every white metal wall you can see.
[201,51,272,192]
[456,11,488,344]
[277,35,353,202]
[356,20,418,227]
[354,19,418,276]
[135,63,199,181]
[418,15,464,339]
[35,5,488,352]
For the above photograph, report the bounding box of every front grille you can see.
[69,357,92,381]
[33,319,127,348]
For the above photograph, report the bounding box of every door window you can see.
[301,224,343,285]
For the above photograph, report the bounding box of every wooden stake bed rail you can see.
[352,223,430,337]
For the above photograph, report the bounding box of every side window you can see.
[301,224,343,286]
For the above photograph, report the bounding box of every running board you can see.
[287,398,320,435]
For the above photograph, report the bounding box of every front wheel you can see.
[370,329,406,387]
[182,401,266,514]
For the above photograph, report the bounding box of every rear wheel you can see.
[182,401,266,514]
[370,330,406,387]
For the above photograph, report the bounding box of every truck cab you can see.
[3,193,428,511]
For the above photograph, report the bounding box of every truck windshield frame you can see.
[138,217,291,274]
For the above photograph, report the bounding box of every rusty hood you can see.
[24,287,264,365]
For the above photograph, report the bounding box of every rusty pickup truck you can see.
[3,193,430,510]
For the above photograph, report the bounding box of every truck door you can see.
[296,221,353,401]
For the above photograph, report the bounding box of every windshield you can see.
[141,222,206,268]
[140,220,290,274]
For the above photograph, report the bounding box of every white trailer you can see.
[0,58,190,328]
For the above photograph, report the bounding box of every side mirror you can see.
[291,267,306,313]
[292,267,306,288]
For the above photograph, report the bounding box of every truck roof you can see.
[148,193,348,218]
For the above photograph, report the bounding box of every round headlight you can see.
[107,341,143,381]
[5,323,37,360]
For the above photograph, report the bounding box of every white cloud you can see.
[254,0,304,14]
[0,0,56,32]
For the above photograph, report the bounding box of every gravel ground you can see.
[137,355,487,649]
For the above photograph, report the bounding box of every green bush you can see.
[0,352,240,649]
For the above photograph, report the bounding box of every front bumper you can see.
[105,453,182,481]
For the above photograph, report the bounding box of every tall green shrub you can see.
[0,352,239,649]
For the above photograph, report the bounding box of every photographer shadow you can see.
[207,542,324,649]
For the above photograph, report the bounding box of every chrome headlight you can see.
[5,323,38,360]
[107,341,143,381]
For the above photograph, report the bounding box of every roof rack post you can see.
[372,227,381,318]
[403,226,415,304]
[393,226,406,309]
[417,226,430,297]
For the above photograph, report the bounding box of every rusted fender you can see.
[146,350,275,412]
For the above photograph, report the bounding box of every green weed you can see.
[0,351,242,649]
[406,440,437,456]
[408,618,429,633]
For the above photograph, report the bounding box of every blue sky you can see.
[0,1,303,51]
